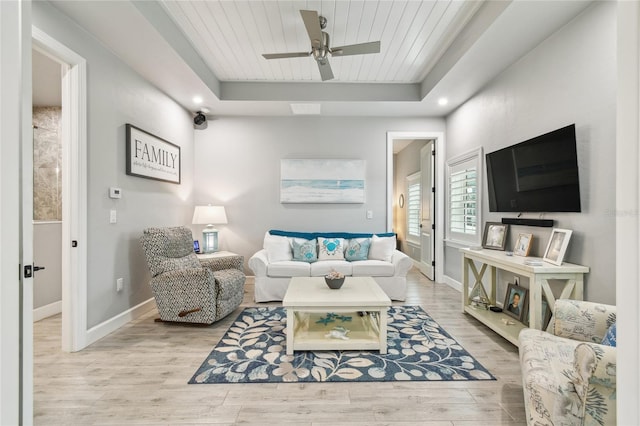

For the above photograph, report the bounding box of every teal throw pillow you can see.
[345,238,371,261]
[292,239,317,263]
[601,322,616,347]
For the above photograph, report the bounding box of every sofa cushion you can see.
[352,260,394,277]
[345,238,371,261]
[368,234,396,262]
[317,237,345,260]
[263,233,292,262]
[267,261,311,277]
[310,260,352,277]
[292,239,317,263]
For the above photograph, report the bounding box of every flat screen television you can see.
[486,124,581,212]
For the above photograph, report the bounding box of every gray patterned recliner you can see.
[141,226,245,324]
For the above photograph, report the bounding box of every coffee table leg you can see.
[286,308,294,355]
[379,307,388,354]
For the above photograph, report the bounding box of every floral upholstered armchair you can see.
[519,299,616,426]
[141,226,245,324]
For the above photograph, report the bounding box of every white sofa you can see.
[248,230,413,302]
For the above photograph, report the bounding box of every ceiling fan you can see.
[262,10,381,81]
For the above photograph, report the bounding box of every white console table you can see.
[460,248,589,346]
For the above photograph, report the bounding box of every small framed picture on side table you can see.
[503,283,527,323]
[482,222,509,251]
[543,228,572,266]
[513,233,533,257]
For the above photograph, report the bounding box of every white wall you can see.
[33,222,62,311]
[194,116,444,267]
[444,2,616,304]
[33,2,195,328]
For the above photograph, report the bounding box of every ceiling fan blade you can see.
[317,59,334,81]
[331,41,381,57]
[262,52,310,60]
[300,10,323,49]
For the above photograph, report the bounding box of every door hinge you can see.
[431,187,435,193]
[72,240,78,247]
[432,260,436,267]
[431,224,435,230]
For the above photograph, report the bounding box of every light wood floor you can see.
[34,269,526,425]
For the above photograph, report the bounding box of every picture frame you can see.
[280,159,365,203]
[543,228,573,265]
[126,124,181,184]
[526,296,552,330]
[482,222,509,250]
[503,283,528,322]
[513,233,533,257]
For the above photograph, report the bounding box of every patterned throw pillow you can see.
[345,238,371,261]
[601,322,616,347]
[317,237,345,260]
[292,239,317,263]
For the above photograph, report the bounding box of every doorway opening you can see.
[32,27,88,353]
[387,131,444,283]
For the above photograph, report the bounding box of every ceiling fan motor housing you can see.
[313,32,330,61]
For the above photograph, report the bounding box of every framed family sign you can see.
[126,124,181,184]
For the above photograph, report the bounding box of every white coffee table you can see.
[282,276,391,355]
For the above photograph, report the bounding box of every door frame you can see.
[32,26,88,352]
[386,131,445,283]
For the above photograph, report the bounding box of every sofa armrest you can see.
[550,299,617,343]
[200,255,244,273]
[248,249,269,276]
[572,342,616,424]
[391,249,413,277]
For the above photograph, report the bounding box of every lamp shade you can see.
[192,205,227,225]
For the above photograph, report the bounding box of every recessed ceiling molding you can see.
[131,0,221,97]
[220,82,421,102]
[420,0,512,99]
[290,103,321,115]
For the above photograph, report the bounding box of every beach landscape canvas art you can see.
[280,159,365,203]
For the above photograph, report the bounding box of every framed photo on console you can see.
[543,228,572,266]
[514,233,533,257]
[503,283,527,323]
[526,295,552,330]
[482,222,508,250]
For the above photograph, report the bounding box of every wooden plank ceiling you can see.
[160,0,474,83]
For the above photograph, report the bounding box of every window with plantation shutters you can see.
[406,172,421,243]
[446,148,483,244]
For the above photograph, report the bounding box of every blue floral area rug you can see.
[189,306,495,384]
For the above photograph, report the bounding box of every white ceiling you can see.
[48,0,594,117]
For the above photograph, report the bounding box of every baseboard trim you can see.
[443,275,462,292]
[85,298,155,346]
[33,300,62,322]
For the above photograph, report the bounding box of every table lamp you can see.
[192,205,227,253]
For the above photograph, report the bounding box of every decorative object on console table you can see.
[503,283,528,323]
[482,222,509,250]
[513,233,533,256]
[543,228,572,266]
[125,124,181,184]
[192,205,227,253]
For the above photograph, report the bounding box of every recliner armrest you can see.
[200,255,244,273]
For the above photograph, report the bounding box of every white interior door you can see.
[419,143,435,280]
[1,1,34,423]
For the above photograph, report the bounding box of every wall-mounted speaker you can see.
[501,218,554,227]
